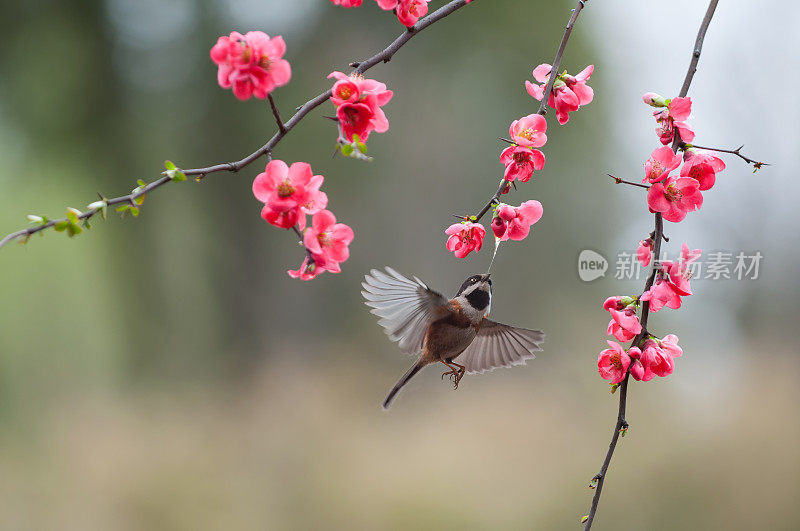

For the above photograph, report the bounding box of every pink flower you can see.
[303,210,355,268]
[603,296,642,341]
[597,341,631,384]
[288,254,325,280]
[337,102,374,142]
[526,64,594,124]
[637,238,653,267]
[630,335,683,380]
[652,96,694,145]
[261,205,304,230]
[659,334,683,359]
[210,31,291,101]
[252,160,327,229]
[661,243,702,296]
[646,176,703,223]
[642,92,667,107]
[638,339,675,378]
[640,277,682,312]
[603,295,629,312]
[253,160,311,213]
[644,146,682,184]
[328,72,393,142]
[500,146,546,182]
[607,319,637,342]
[680,149,726,191]
[509,114,548,148]
[375,0,430,26]
[445,222,486,258]
[491,200,544,241]
[331,78,361,106]
[628,347,648,381]
[330,0,363,6]
[395,0,430,26]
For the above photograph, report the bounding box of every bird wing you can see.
[362,267,449,355]
[453,319,545,374]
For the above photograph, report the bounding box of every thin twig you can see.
[268,93,287,134]
[473,180,511,222]
[292,224,315,265]
[607,174,650,189]
[537,0,589,116]
[684,143,768,169]
[583,1,719,528]
[0,0,477,251]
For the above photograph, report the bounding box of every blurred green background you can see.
[0,0,797,529]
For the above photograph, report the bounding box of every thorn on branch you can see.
[607,174,650,189]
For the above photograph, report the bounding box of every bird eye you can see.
[471,277,477,283]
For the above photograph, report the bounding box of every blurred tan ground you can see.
[0,351,796,531]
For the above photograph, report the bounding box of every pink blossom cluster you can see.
[598,335,683,384]
[639,97,726,223]
[643,93,694,145]
[210,31,291,101]
[329,0,432,27]
[444,63,595,259]
[491,200,543,241]
[526,64,594,125]
[597,243,698,383]
[328,71,393,145]
[252,160,353,280]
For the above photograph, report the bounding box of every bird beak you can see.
[483,274,491,281]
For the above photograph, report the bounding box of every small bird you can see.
[362,267,545,409]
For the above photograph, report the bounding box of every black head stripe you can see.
[456,275,481,296]
[465,288,490,311]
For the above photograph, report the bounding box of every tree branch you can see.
[469,0,589,224]
[268,93,287,134]
[537,0,589,117]
[607,174,650,189]
[683,143,768,170]
[0,0,477,251]
[582,1,719,528]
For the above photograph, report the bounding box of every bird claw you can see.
[441,369,464,389]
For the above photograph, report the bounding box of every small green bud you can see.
[66,208,81,224]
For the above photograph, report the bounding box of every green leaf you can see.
[66,222,82,237]
[66,208,81,224]
[137,179,146,187]
[133,194,145,205]
[341,144,354,156]
[172,170,186,182]
[129,206,140,217]
[357,141,368,154]
[164,160,176,171]
[53,220,69,232]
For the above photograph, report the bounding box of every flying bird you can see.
[362,267,545,409]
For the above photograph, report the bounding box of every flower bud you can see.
[642,92,667,107]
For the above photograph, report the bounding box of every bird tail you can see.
[382,361,424,410]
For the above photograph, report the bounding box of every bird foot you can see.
[441,368,465,389]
